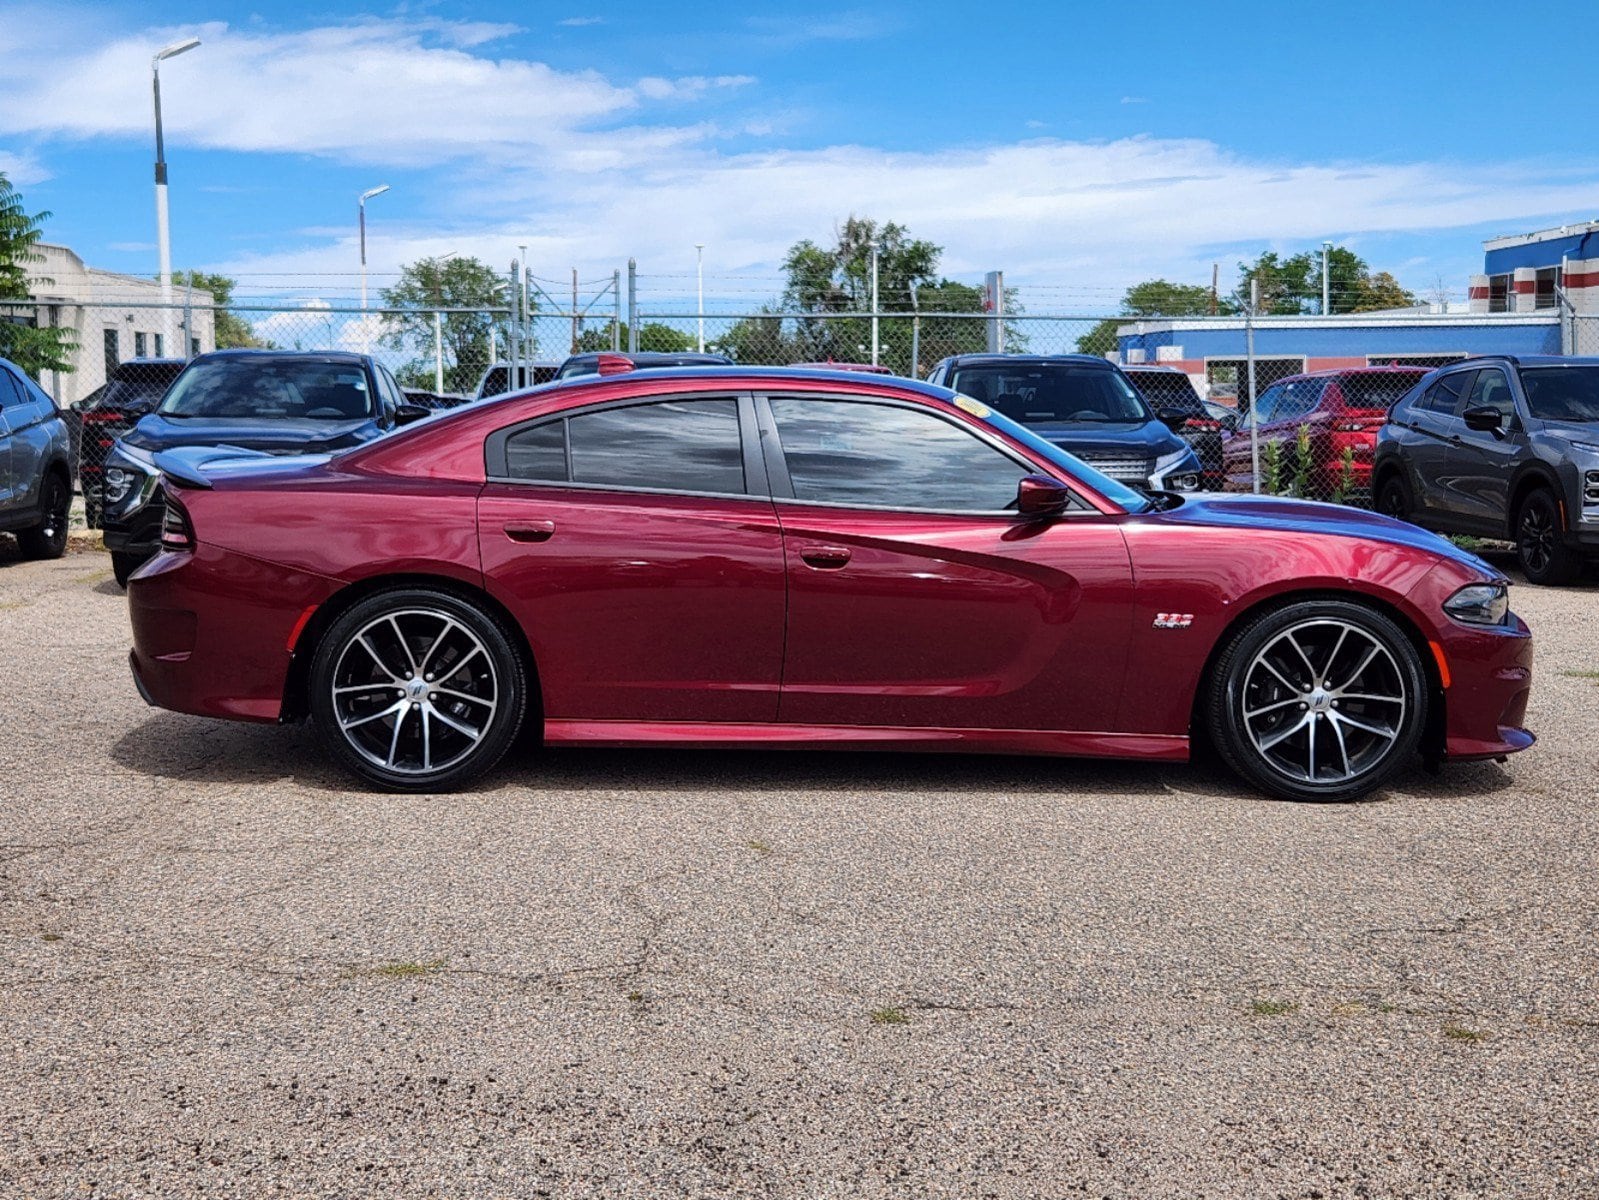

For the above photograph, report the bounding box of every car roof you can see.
[195,349,370,365]
[560,351,732,364]
[531,364,956,401]
[1271,364,1432,386]
[942,353,1118,368]
[1459,354,1596,368]
[1121,364,1186,373]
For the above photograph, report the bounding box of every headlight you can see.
[1150,446,1201,491]
[1443,582,1509,626]
[103,466,138,504]
[1585,469,1599,507]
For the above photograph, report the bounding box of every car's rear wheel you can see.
[1515,488,1580,586]
[309,588,528,792]
[17,472,69,560]
[1206,600,1427,802]
[1375,473,1410,523]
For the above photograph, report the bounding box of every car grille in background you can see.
[1073,452,1152,484]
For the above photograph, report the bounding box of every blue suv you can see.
[926,355,1204,493]
[0,357,72,560]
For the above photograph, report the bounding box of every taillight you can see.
[160,497,195,552]
[1182,417,1221,431]
[1333,420,1380,432]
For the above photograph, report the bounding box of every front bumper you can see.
[1435,610,1535,761]
[101,489,166,557]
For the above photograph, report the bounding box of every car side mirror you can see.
[1156,406,1187,429]
[1462,405,1504,434]
[394,403,431,426]
[1017,474,1072,517]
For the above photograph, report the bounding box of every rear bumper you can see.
[127,543,342,724]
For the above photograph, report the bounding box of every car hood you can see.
[1024,419,1185,457]
[1151,492,1502,577]
[125,414,379,454]
[1535,419,1599,446]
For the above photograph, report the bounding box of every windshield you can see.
[1518,367,1599,423]
[947,363,1151,424]
[1129,372,1203,413]
[101,370,181,411]
[957,396,1152,512]
[159,359,375,420]
[1338,371,1427,412]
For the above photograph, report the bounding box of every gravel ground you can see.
[1,544,1596,1199]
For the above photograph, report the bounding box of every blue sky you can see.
[3,0,1597,312]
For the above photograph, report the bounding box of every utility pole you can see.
[1247,279,1261,494]
[695,243,706,353]
[1322,241,1333,315]
[869,240,880,366]
[571,268,579,355]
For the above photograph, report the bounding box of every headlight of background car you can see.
[1443,582,1509,627]
[1151,447,1202,492]
[101,444,157,508]
[102,466,139,505]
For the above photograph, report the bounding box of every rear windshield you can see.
[1337,372,1427,411]
[946,363,1150,424]
[101,368,183,411]
[159,360,374,420]
[1518,367,1599,423]
[1127,371,1203,413]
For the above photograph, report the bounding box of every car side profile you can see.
[124,367,1533,803]
[1374,355,1599,584]
[0,356,72,560]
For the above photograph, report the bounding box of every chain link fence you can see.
[4,291,1585,517]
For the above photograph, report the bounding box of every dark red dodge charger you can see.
[126,366,1534,801]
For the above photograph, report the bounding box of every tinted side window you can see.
[769,398,1026,511]
[1250,385,1283,423]
[1464,369,1515,418]
[1419,371,1475,417]
[0,367,23,408]
[1274,380,1323,420]
[502,399,745,495]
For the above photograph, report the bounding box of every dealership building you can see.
[1117,221,1596,401]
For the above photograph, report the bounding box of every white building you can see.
[22,243,215,405]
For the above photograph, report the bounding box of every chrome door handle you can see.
[504,520,555,543]
[800,545,851,569]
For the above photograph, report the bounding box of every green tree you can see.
[380,255,508,393]
[1236,248,1416,315]
[574,321,695,354]
[1076,279,1228,356]
[0,172,76,378]
[173,270,268,348]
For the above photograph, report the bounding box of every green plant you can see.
[1249,998,1299,1017]
[372,958,446,978]
[1329,445,1356,504]
[870,1006,910,1026]
[1443,1024,1486,1043]
[1261,439,1283,495]
[1290,424,1313,498]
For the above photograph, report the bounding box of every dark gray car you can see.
[1373,355,1599,584]
[0,357,72,560]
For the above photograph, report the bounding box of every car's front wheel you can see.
[17,472,69,560]
[1206,600,1428,802]
[1515,488,1581,586]
[309,588,529,792]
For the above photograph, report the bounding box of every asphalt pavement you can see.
[1,545,1595,1198]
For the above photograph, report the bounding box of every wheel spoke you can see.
[1322,625,1350,683]
[1283,631,1319,681]
[427,705,482,740]
[1245,697,1301,720]
[1329,710,1396,740]
[1328,713,1351,778]
[1335,691,1404,705]
[335,682,400,697]
[430,685,494,709]
[441,645,483,681]
[357,634,402,682]
[341,699,405,731]
[389,616,420,676]
[1258,712,1312,752]
[387,705,409,766]
[419,618,459,676]
[1337,643,1381,689]
[421,708,432,771]
[1258,656,1301,694]
[1306,713,1319,780]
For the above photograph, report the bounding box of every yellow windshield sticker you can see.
[954,395,990,418]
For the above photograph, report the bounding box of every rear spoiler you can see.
[151,444,273,490]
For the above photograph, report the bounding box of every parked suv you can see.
[1122,364,1225,488]
[1374,355,1599,584]
[472,360,561,400]
[554,350,733,380]
[1222,366,1428,500]
[0,357,72,560]
[101,350,429,585]
[66,358,187,527]
[926,354,1203,492]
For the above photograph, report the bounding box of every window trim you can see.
[754,390,1091,517]
[484,390,768,501]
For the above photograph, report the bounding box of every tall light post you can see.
[694,243,705,353]
[869,240,881,366]
[432,251,458,394]
[152,36,200,358]
[358,184,391,350]
[1322,240,1333,315]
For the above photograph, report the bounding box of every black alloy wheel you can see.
[17,473,69,560]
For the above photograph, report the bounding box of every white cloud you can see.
[636,74,757,101]
[1121,96,1150,105]
[0,149,49,186]
[558,16,605,27]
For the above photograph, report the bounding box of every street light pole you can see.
[152,37,200,358]
[695,243,705,353]
[870,240,880,366]
[358,184,391,351]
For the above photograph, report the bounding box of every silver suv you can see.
[0,357,72,560]
[1373,355,1599,584]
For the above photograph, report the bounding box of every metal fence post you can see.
[1247,279,1261,494]
[508,259,520,382]
[433,309,444,393]
[909,280,920,379]
[612,269,622,351]
[627,258,638,353]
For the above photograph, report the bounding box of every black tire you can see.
[1514,488,1581,586]
[16,471,70,560]
[1205,599,1428,803]
[1375,473,1411,523]
[110,550,147,588]
[308,587,528,792]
